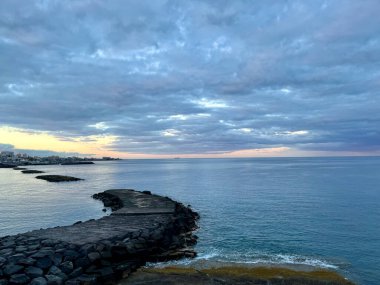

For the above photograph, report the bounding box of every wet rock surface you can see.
[0,189,199,284]
[35,175,83,183]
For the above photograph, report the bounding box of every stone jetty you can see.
[0,189,199,285]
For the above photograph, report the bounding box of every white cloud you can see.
[161,129,181,137]
[88,122,109,131]
[163,113,211,121]
[282,130,309,136]
[195,98,229,109]
[238,128,253,133]
[280,88,292,94]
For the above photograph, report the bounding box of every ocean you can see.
[0,157,379,284]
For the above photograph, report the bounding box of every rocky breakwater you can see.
[0,189,199,285]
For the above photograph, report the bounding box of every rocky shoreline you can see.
[0,190,199,285]
[122,265,355,285]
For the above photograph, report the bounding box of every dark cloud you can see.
[0,0,379,154]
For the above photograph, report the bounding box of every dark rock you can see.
[48,266,62,276]
[41,240,56,247]
[111,245,128,259]
[100,260,111,267]
[35,257,52,269]
[17,257,36,266]
[9,274,30,284]
[84,265,98,274]
[64,280,80,285]
[68,267,83,279]
[26,237,41,243]
[21,170,44,174]
[3,264,24,276]
[0,248,14,256]
[52,254,62,266]
[8,254,25,263]
[78,245,95,256]
[28,244,41,251]
[87,252,100,263]
[35,175,83,183]
[28,244,40,251]
[0,257,6,265]
[63,250,79,259]
[142,190,151,195]
[95,244,105,253]
[13,167,27,170]
[100,250,112,259]
[45,275,63,285]
[74,257,90,269]
[75,274,97,285]
[31,250,54,259]
[25,266,43,278]
[91,193,123,211]
[1,240,16,248]
[96,267,114,278]
[14,246,28,253]
[30,277,47,285]
[115,261,140,275]
[59,261,73,274]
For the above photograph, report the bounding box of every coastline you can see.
[0,189,199,284]
[122,264,355,285]
[0,188,357,284]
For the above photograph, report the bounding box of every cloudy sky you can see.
[0,0,379,158]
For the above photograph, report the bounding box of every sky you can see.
[0,0,379,158]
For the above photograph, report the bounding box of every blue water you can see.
[0,157,379,284]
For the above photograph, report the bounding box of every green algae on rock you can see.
[121,266,355,285]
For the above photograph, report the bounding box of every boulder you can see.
[87,252,100,263]
[35,257,52,269]
[45,275,63,285]
[3,264,24,276]
[9,274,30,284]
[59,261,73,274]
[25,266,43,278]
[30,277,47,285]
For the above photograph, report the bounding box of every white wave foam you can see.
[188,250,339,270]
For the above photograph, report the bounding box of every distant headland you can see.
[0,151,121,167]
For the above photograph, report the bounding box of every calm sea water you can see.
[0,157,379,284]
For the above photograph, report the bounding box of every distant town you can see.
[0,151,121,167]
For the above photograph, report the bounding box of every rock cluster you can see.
[35,176,83,183]
[0,190,199,285]
[21,170,45,174]
[92,193,123,212]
